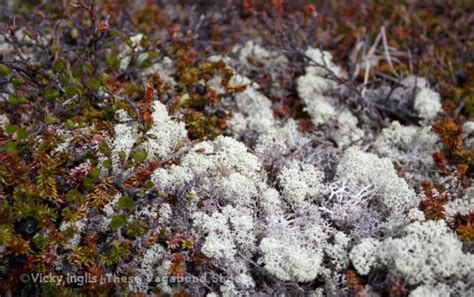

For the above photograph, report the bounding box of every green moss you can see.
[102,240,126,266]
[125,221,146,239]
[184,110,223,140]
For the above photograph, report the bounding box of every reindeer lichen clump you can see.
[0,1,473,296]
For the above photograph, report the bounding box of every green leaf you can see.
[144,180,154,190]
[100,73,111,84]
[102,159,112,169]
[82,64,93,75]
[8,94,19,104]
[88,167,100,179]
[148,51,159,60]
[65,86,76,97]
[66,119,75,130]
[66,189,81,202]
[18,96,28,103]
[4,140,17,154]
[130,82,140,92]
[87,78,101,91]
[83,177,94,189]
[99,142,111,155]
[46,115,57,124]
[44,87,59,101]
[53,61,65,72]
[132,151,147,163]
[61,207,75,221]
[140,59,152,68]
[16,129,29,140]
[50,45,62,53]
[71,68,81,79]
[118,195,134,210]
[70,28,79,39]
[5,124,19,135]
[118,150,127,161]
[12,78,23,87]
[0,64,11,76]
[106,56,121,71]
[110,215,127,231]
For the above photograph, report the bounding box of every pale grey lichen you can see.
[336,146,417,213]
[140,100,188,159]
[349,238,380,275]
[413,87,442,121]
[376,220,474,286]
[258,219,326,282]
[278,160,324,207]
[296,48,341,126]
[0,113,9,130]
[445,186,474,218]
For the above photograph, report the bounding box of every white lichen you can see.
[111,109,139,171]
[376,220,474,286]
[228,87,275,136]
[235,40,287,68]
[373,121,439,164]
[297,74,337,126]
[152,136,261,200]
[278,160,324,207]
[412,85,442,121]
[332,109,365,147]
[254,119,310,157]
[140,101,188,159]
[193,205,256,261]
[259,207,328,282]
[445,186,474,218]
[0,113,9,130]
[335,146,417,213]
[296,47,343,126]
[349,238,380,275]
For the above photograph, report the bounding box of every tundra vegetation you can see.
[0,1,473,296]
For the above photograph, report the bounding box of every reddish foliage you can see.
[169,253,186,277]
[168,23,180,40]
[421,180,433,198]
[124,160,161,188]
[457,163,469,177]
[271,0,284,17]
[207,88,219,105]
[97,20,109,33]
[68,163,94,185]
[242,0,256,14]
[451,212,474,242]
[419,194,449,220]
[86,266,102,290]
[139,83,155,124]
[389,280,406,297]
[346,269,365,297]
[394,27,409,39]
[303,4,315,18]
[432,117,464,153]
[432,152,447,174]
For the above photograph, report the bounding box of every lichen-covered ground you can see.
[0,1,473,296]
